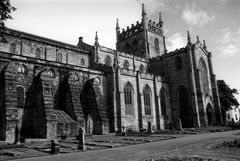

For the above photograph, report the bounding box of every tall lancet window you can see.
[124,82,134,115]
[143,85,152,115]
[154,38,160,55]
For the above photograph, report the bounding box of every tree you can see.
[0,0,16,29]
[217,79,239,122]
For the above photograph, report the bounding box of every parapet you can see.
[118,21,144,42]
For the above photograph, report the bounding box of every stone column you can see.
[77,127,86,150]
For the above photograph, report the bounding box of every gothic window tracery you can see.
[10,43,16,53]
[35,48,41,58]
[81,58,85,66]
[17,65,27,74]
[143,85,151,115]
[198,58,209,95]
[124,82,134,115]
[123,60,130,69]
[154,38,160,55]
[105,55,112,66]
[56,53,62,62]
[139,64,145,73]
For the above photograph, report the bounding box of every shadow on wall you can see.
[20,74,47,139]
[80,78,105,135]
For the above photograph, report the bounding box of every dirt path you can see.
[12,130,240,161]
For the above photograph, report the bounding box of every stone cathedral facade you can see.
[0,4,222,143]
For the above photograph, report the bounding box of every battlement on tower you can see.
[147,19,163,35]
[118,21,144,42]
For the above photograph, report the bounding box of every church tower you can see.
[116,4,166,60]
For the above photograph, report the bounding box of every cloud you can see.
[219,45,239,56]
[217,28,240,57]
[182,3,216,27]
[167,32,186,51]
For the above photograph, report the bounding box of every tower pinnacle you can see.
[95,31,99,46]
[116,18,120,31]
[159,12,163,27]
[203,40,207,50]
[142,3,147,17]
[187,31,191,45]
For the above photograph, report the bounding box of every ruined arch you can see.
[80,78,106,135]
[177,85,193,128]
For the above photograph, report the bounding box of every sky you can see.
[5,0,240,101]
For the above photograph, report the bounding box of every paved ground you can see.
[10,130,240,161]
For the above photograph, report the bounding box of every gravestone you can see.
[175,117,183,131]
[50,140,60,154]
[147,122,153,133]
[77,127,86,150]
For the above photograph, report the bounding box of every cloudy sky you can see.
[6,0,240,101]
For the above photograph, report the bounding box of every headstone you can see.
[122,126,126,136]
[50,140,60,154]
[147,122,152,133]
[175,117,183,131]
[77,127,86,150]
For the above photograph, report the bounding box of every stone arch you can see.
[198,58,209,95]
[177,85,193,128]
[206,103,214,126]
[123,82,134,115]
[80,78,107,134]
[105,55,112,66]
[154,38,160,55]
[143,85,152,115]
[175,56,182,71]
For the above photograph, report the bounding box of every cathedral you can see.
[0,4,222,143]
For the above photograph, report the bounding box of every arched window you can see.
[16,86,25,108]
[139,64,145,73]
[105,56,112,66]
[160,88,167,116]
[17,65,27,74]
[35,48,41,58]
[124,82,134,115]
[198,58,209,95]
[143,85,151,115]
[56,53,62,62]
[154,38,160,55]
[47,69,54,77]
[123,60,130,69]
[175,56,182,71]
[10,43,16,53]
[81,58,85,66]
